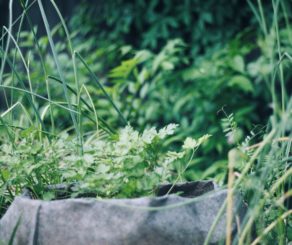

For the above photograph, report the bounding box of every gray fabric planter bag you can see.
[0,181,246,245]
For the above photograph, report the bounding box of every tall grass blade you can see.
[0,84,78,114]
[0,47,46,130]
[0,0,37,43]
[20,0,56,132]
[48,75,115,133]
[75,51,127,125]
[37,0,78,133]
[0,0,13,111]
[49,0,83,150]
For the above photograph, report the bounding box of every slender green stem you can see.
[75,51,128,125]
[37,0,78,134]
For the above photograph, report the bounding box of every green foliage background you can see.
[66,0,291,181]
[1,0,291,183]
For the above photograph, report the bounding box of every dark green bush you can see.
[70,0,272,56]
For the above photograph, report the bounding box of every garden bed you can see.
[0,181,246,245]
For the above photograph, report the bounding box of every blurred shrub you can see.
[70,0,273,55]
[106,26,291,181]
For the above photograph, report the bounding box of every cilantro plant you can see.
[0,124,211,206]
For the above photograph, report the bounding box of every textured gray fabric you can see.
[0,186,246,245]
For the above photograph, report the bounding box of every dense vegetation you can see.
[0,0,291,244]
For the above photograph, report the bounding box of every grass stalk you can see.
[0,84,78,114]
[0,46,46,131]
[0,0,13,111]
[250,210,292,245]
[49,0,83,152]
[272,0,286,115]
[226,156,235,245]
[37,0,78,134]
[238,167,292,244]
[20,0,55,132]
[75,51,128,125]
